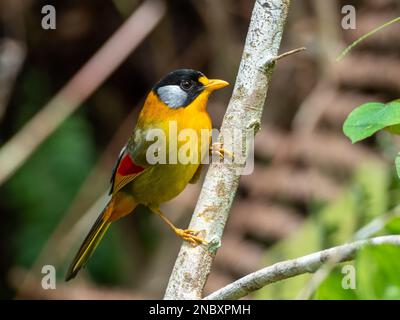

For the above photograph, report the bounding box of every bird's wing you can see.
[109,145,146,195]
[189,164,203,184]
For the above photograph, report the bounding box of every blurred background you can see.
[0,0,400,299]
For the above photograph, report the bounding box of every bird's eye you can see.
[180,80,193,91]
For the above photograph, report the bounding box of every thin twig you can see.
[259,47,306,74]
[336,16,400,61]
[164,0,291,300]
[271,47,306,63]
[204,235,400,300]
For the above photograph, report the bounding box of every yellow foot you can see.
[210,142,235,160]
[175,228,207,246]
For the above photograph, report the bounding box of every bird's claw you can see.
[175,228,207,246]
[210,142,235,160]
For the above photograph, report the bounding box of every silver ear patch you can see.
[157,85,188,109]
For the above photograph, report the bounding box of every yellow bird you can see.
[66,69,229,281]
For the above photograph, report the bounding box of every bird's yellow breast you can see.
[128,90,212,205]
[138,91,211,128]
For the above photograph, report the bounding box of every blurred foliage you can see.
[315,245,400,300]
[314,263,357,300]
[385,215,400,234]
[253,222,320,299]
[254,161,400,300]
[2,67,125,285]
[6,116,94,265]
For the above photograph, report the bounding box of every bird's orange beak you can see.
[204,79,229,91]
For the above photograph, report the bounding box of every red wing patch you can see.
[110,150,145,195]
[117,154,145,176]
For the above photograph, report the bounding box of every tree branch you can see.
[204,235,400,300]
[164,0,291,300]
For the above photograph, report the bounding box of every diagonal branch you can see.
[164,0,291,300]
[204,235,400,300]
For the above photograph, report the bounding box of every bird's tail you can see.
[65,201,114,281]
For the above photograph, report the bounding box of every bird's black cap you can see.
[153,69,206,108]
[153,69,205,90]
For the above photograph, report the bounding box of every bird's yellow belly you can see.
[130,162,200,205]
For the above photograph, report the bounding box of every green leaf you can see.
[314,265,357,300]
[316,244,400,299]
[385,216,400,234]
[356,244,400,299]
[343,100,400,143]
[385,124,400,135]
